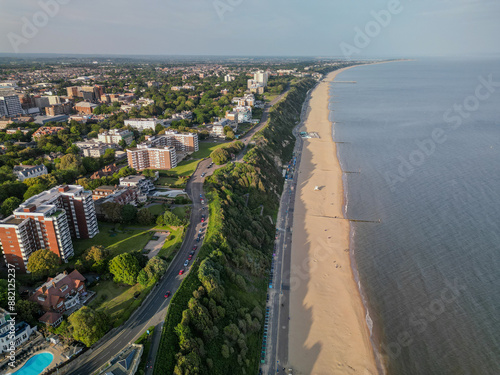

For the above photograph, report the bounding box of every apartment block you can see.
[74,102,98,114]
[0,185,99,272]
[0,95,23,117]
[148,132,199,153]
[46,102,73,116]
[98,129,134,145]
[124,118,162,131]
[127,144,177,171]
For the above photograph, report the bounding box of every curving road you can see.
[64,87,291,375]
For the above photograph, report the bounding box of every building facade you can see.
[124,118,161,131]
[29,270,86,314]
[0,185,98,272]
[97,129,133,145]
[0,308,37,353]
[13,165,48,182]
[127,145,177,171]
[0,95,23,117]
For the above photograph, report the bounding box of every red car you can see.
[179,269,184,275]
[201,217,205,223]
[188,254,193,260]
[164,291,171,298]
[193,245,197,251]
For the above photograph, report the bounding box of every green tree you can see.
[137,208,154,225]
[137,269,149,286]
[121,204,138,223]
[57,153,82,171]
[156,215,165,226]
[84,246,109,263]
[163,210,185,226]
[109,253,141,285]
[23,184,47,200]
[0,279,14,309]
[210,147,230,165]
[26,249,60,276]
[101,202,122,222]
[144,256,168,280]
[17,300,39,325]
[82,157,100,173]
[1,196,21,216]
[68,306,110,347]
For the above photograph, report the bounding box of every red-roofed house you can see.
[29,270,87,314]
[32,126,65,140]
[39,311,63,327]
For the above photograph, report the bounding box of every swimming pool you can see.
[11,352,54,375]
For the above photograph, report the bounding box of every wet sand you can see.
[288,67,378,375]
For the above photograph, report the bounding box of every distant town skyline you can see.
[1,0,500,58]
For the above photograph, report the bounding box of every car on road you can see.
[179,269,184,275]
[201,199,205,204]
[192,245,197,251]
[200,194,203,198]
[198,228,203,233]
[190,251,195,256]
[188,254,193,260]
[164,291,171,298]
[201,172,206,177]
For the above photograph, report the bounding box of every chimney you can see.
[63,270,67,275]
[58,185,69,193]
[52,281,56,288]
[42,285,47,294]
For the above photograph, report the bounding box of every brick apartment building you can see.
[0,185,99,272]
[152,132,199,153]
[45,102,73,116]
[74,102,98,115]
[127,144,177,171]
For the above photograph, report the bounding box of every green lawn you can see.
[159,141,228,178]
[147,204,166,216]
[155,176,187,188]
[89,280,150,327]
[172,205,190,220]
[264,94,278,102]
[72,222,155,258]
[157,226,185,261]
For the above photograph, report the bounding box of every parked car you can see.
[164,291,171,298]
[193,245,197,251]
[184,260,189,267]
[179,269,184,275]
[188,254,193,260]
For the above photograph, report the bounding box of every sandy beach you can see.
[288,67,378,375]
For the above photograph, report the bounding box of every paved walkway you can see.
[144,232,170,259]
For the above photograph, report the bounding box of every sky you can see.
[1,0,500,58]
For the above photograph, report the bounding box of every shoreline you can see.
[288,66,379,375]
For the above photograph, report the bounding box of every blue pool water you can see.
[11,352,53,375]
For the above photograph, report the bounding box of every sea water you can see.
[330,59,500,375]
